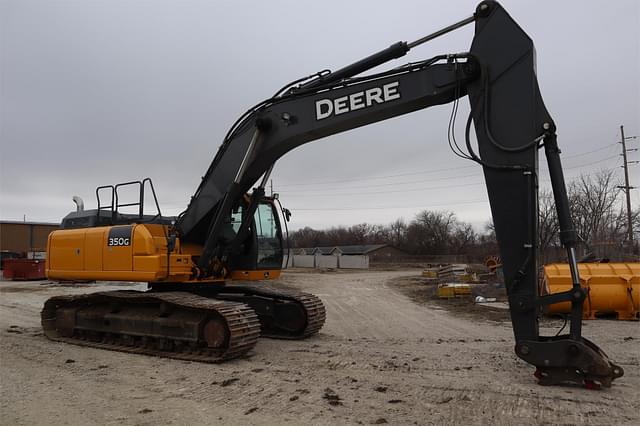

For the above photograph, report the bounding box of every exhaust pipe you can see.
[72,196,84,212]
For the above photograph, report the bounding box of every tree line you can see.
[538,170,639,261]
[289,170,639,261]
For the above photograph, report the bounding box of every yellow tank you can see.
[436,283,472,298]
[542,263,639,320]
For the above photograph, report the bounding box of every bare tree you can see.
[537,189,560,262]
[325,226,351,246]
[389,218,407,247]
[348,223,372,244]
[406,211,450,254]
[449,222,477,254]
[475,221,498,258]
[569,170,621,247]
[289,226,325,248]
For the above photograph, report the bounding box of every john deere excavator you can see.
[43,1,624,388]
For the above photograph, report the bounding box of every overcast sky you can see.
[1,0,638,232]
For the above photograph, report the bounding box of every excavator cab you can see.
[227,195,287,279]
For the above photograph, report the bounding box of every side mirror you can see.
[283,208,292,222]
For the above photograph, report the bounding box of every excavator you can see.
[43,1,624,388]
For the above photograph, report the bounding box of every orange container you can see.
[542,263,639,320]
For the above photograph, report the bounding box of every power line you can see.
[275,143,621,189]
[151,164,620,214]
[281,158,621,197]
[284,181,485,197]
[561,154,620,170]
[286,165,627,211]
[290,199,489,211]
[539,166,619,185]
[282,172,480,194]
[285,168,620,200]
[560,142,618,159]
[275,164,477,188]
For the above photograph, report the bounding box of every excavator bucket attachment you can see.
[543,263,640,320]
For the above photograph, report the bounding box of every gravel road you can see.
[1,270,638,425]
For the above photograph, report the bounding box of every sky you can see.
[1,0,638,232]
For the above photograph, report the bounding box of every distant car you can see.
[0,251,22,270]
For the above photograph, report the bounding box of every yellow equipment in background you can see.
[422,269,438,279]
[542,263,639,320]
[436,283,472,299]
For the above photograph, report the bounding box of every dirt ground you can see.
[1,269,638,425]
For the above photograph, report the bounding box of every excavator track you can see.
[211,284,326,339]
[156,284,326,340]
[41,291,261,362]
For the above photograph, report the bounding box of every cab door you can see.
[254,203,283,269]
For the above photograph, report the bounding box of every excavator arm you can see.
[174,1,622,387]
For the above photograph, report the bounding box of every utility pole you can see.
[617,125,637,248]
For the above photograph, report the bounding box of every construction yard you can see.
[1,269,638,425]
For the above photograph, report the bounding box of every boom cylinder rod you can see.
[234,129,261,184]
[407,14,476,49]
[301,13,476,91]
[259,163,275,189]
[300,42,410,90]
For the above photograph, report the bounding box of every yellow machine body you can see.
[543,263,639,320]
[47,223,282,283]
[47,224,193,282]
